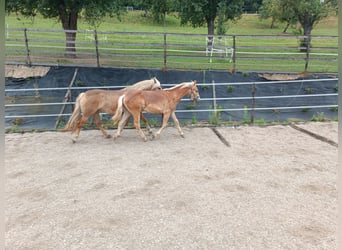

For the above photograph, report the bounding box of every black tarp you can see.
[5,67,338,129]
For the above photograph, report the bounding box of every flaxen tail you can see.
[112,95,124,124]
[60,93,83,132]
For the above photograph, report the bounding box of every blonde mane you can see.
[126,77,160,90]
[165,81,194,90]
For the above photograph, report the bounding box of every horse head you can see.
[189,80,200,103]
[151,77,162,90]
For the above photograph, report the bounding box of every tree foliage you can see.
[243,0,263,13]
[260,0,332,35]
[177,0,244,35]
[259,0,296,31]
[5,0,125,55]
[286,0,331,36]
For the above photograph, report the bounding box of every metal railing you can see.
[5,78,338,129]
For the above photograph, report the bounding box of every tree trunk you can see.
[270,18,275,29]
[59,6,78,58]
[65,31,77,58]
[282,22,290,33]
[300,22,313,52]
[301,18,313,71]
[207,17,215,36]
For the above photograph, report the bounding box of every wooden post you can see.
[232,35,236,72]
[94,30,100,67]
[304,35,311,72]
[163,33,167,70]
[24,28,31,66]
[55,68,79,129]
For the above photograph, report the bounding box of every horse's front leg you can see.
[153,112,170,139]
[133,113,148,142]
[94,112,110,138]
[171,111,184,138]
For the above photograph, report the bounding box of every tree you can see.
[5,0,125,57]
[287,0,330,37]
[259,0,297,32]
[136,0,173,24]
[177,0,243,36]
[259,0,281,28]
[243,0,262,13]
[260,0,331,43]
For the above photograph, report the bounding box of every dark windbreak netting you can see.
[5,66,338,130]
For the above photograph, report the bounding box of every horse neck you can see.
[166,85,190,103]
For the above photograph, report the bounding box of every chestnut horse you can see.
[61,77,161,142]
[112,80,200,141]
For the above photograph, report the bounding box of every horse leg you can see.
[94,112,110,138]
[133,113,148,142]
[113,110,131,140]
[71,115,89,143]
[140,113,152,134]
[153,112,171,139]
[171,111,184,138]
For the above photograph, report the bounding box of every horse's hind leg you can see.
[71,115,89,143]
[94,112,110,138]
[113,110,131,140]
[140,113,152,134]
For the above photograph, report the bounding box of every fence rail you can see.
[5,78,338,130]
[5,28,338,72]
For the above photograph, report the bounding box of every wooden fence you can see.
[5,28,338,72]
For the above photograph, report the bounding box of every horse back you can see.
[125,89,173,114]
[80,89,125,115]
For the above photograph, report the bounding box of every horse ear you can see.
[193,80,197,85]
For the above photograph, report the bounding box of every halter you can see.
[189,81,199,102]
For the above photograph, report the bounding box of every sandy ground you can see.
[5,122,338,249]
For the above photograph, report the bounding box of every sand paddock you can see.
[5,122,338,249]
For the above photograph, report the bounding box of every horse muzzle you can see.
[193,95,200,104]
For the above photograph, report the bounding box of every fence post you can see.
[23,28,31,66]
[163,33,167,70]
[94,30,100,67]
[304,34,311,72]
[250,83,256,123]
[55,68,79,129]
[232,35,236,71]
[212,80,217,120]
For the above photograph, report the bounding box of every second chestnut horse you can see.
[112,80,200,141]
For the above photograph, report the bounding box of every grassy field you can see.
[5,12,338,73]
[5,11,338,35]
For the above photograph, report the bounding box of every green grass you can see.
[6,11,338,35]
[5,12,338,72]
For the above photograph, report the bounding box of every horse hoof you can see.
[180,134,185,138]
[105,134,111,139]
[71,135,78,143]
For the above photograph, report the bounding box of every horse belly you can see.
[99,94,120,115]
